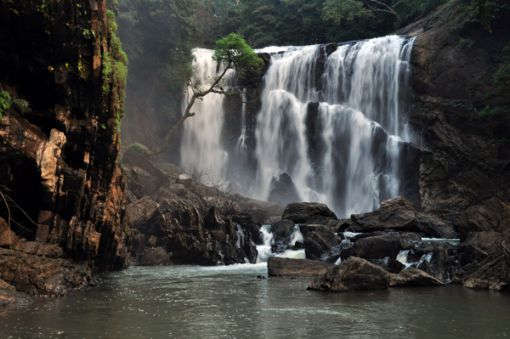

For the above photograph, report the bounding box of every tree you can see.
[160,33,263,150]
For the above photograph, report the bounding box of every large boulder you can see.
[300,224,342,261]
[308,257,390,292]
[282,202,338,225]
[268,257,333,277]
[351,233,403,260]
[349,198,457,238]
[390,268,444,287]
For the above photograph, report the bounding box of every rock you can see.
[0,293,15,307]
[139,247,171,266]
[270,220,295,253]
[0,1,129,274]
[282,202,338,225]
[351,233,402,260]
[0,217,16,248]
[0,278,14,291]
[268,257,333,277]
[349,198,457,238]
[308,257,390,292]
[268,173,301,206]
[300,224,342,261]
[0,248,91,296]
[390,268,444,287]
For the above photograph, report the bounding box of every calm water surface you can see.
[1,264,509,338]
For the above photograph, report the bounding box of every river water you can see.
[1,264,509,338]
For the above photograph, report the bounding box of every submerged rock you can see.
[308,257,390,292]
[268,257,332,277]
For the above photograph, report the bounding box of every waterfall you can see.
[180,36,416,217]
[180,48,234,187]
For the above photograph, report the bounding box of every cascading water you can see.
[180,48,234,187]
[180,35,416,217]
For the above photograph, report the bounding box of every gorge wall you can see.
[0,0,129,295]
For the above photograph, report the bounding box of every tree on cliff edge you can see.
[159,33,262,152]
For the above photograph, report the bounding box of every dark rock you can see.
[390,268,444,287]
[282,202,338,225]
[350,198,457,238]
[0,218,16,248]
[308,257,390,292]
[268,173,300,206]
[271,220,295,253]
[0,248,91,296]
[268,257,333,277]
[351,233,402,260]
[300,224,342,260]
[139,247,171,266]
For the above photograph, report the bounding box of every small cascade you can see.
[255,225,305,263]
[236,88,248,150]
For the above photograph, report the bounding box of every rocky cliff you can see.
[403,0,510,289]
[0,0,129,296]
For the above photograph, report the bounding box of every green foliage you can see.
[12,98,30,114]
[104,9,128,130]
[465,0,510,33]
[322,0,370,26]
[0,90,12,118]
[214,33,263,72]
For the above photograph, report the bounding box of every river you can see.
[1,264,509,338]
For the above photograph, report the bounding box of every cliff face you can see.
[403,1,510,288]
[0,0,128,295]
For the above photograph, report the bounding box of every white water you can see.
[256,225,306,263]
[181,36,416,217]
[180,48,234,187]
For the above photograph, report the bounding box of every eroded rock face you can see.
[349,198,457,238]
[123,147,283,266]
[399,0,510,289]
[308,257,390,292]
[0,0,129,295]
[268,257,332,277]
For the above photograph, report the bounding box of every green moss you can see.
[0,90,12,118]
[102,8,128,131]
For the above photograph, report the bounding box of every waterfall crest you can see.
[181,36,416,217]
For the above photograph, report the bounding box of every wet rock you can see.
[271,220,295,253]
[390,268,444,287]
[308,257,390,292]
[300,224,342,261]
[351,233,402,260]
[282,202,338,225]
[268,257,332,277]
[349,198,457,238]
[0,248,91,296]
